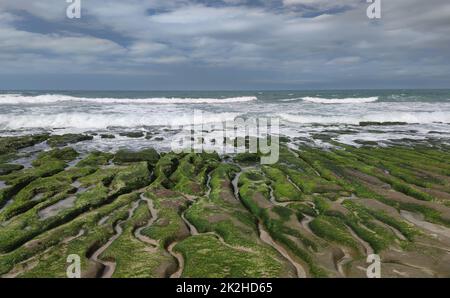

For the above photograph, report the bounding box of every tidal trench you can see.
[88,165,310,278]
[3,159,435,278]
[3,164,360,279]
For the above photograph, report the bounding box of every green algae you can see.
[0,137,449,278]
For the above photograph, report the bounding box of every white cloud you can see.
[283,0,360,9]
[0,0,449,87]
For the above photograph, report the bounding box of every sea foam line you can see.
[302,96,379,104]
[279,111,450,125]
[0,112,240,129]
[0,94,257,105]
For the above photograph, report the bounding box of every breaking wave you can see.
[279,111,450,125]
[280,98,303,102]
[302,96,379,104]
[0,112,240,130]
[0,94,257,105]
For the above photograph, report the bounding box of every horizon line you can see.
[1,88,450,92]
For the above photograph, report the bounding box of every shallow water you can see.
[38,196,76,220]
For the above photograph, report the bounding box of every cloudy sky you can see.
[0,0,449,90]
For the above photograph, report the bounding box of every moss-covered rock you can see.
[1,136,449,278]
[100,134,115,139]
[113,148,160,166]
[234,153,260,163]
[0,135,48,155]
[76,151,113,168]
[47,134,93,147]
[32,147,79,167]
[0,164,24,175]
[109,162,152,195]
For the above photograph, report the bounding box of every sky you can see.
[0,0,449,90]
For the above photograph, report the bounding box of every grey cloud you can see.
[0,0,449,89]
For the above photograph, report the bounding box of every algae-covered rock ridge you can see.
[0,134,449,278]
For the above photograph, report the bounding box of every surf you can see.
[302,96,379,104]
[0,94,257,105]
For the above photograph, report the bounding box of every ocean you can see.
[0,89,449,152]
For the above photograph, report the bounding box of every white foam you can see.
[0,112,240,130]
[0,94,257,105]
[302,96,379,104]
[280,98,303,102]
[279,111,450,125]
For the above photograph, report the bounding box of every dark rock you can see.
[0,134,49,154]
[100,134,116,139]
[359,121,408,127]
[0,164,24,175]
[234,153,260,163]
[32,147,79,166]
[113,148,160,166]
[354,140,378,146]
[47,134,93,147]
[119,131,144,138]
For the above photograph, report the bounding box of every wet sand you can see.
[401,210,450,240]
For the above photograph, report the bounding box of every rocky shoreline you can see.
[0,133,449,278]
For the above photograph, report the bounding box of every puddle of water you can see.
[19,141,49,154]
[10,141,50,169]
[31,193,44,202]
[11,156,34,169]
[38,196,76,220]
[71,180,90,196]
[67,156,85,169]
